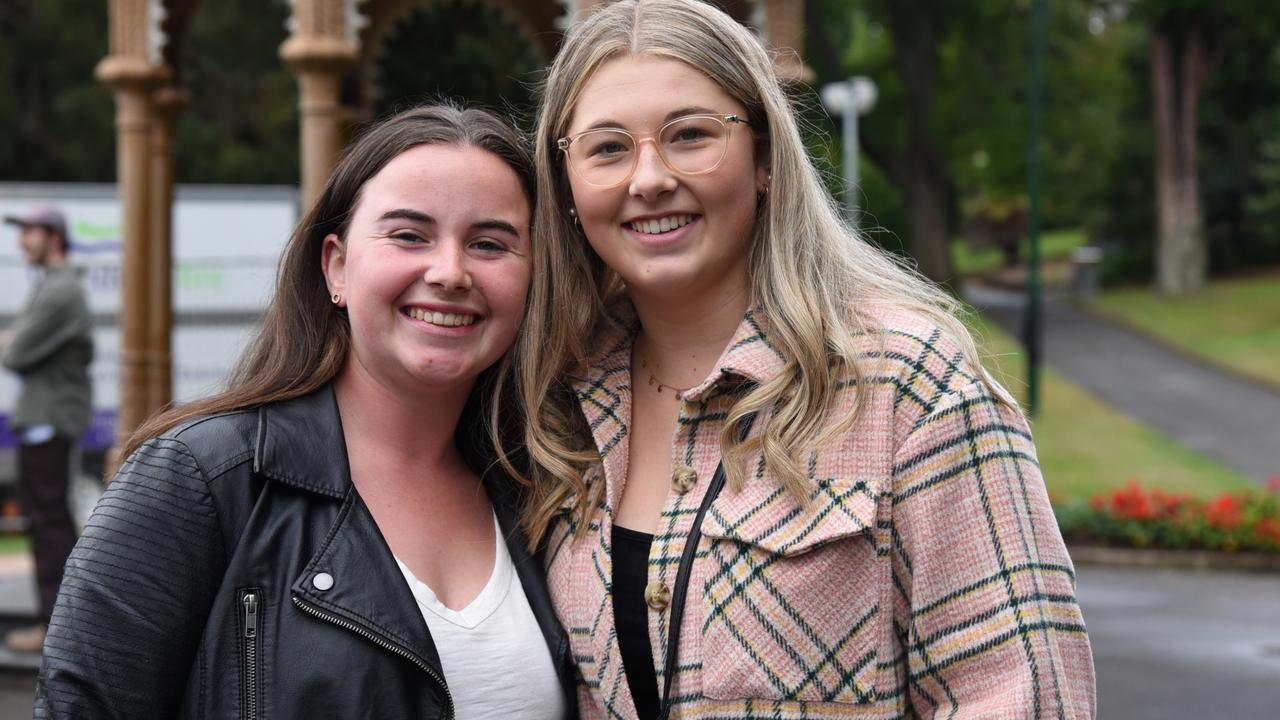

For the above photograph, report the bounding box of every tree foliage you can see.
[1089,0,1280,283]
[175,0,298,184]
[373,2,542,129]
[0,0,114,182]
[7,0,1280,287]
[0,0,541,186]
[806,0,1124,279]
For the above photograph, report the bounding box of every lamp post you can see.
[820,76,878,221]
[1025,0,1047,416]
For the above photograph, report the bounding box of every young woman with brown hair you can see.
[35,104,572,719]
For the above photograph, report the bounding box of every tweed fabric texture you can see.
[544,308,1096,719]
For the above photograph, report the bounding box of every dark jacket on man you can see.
[2,264,93,437]
[33,386,574,719]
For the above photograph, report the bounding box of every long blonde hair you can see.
[505,0,1009,548]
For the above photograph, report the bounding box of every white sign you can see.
[0,182,299,450]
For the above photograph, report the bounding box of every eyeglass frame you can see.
[556,113,749,188]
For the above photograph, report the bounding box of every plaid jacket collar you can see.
[568,306,788,508]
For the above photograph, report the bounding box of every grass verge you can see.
[967,312,1257,502]
[0,536,30,555]
[1089,273,1280,389]
[953,228,1086,276]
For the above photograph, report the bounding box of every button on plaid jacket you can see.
[544,308,1096,719]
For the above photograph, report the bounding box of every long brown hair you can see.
[126,103,535,458]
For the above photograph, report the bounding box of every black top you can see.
[612,524,660,720]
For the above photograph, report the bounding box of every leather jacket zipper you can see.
[242,591,260,720]
[292,595,455,719]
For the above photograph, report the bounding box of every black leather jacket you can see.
[34,386,574,719]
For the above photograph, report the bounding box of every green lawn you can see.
[967,312,1257,501]
[0,536,30,555]
[1090,274,1280,389]
[954,228,1087,276]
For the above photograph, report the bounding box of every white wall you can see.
[0,183,299,449]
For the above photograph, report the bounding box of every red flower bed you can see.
[1054,476,1280,553]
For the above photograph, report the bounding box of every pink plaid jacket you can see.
[544,308,1096,719]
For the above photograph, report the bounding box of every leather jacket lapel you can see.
[290,488,447,680]
[254,386,351,499]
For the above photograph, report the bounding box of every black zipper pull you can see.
[243,592,259,639]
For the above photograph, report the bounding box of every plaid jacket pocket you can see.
[697,479,886,705]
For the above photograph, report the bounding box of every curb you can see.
[1068,544,1280,573]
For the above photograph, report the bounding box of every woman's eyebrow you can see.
[581,117,623,132]
[579,106,720,133]
[662,106,717,122]
[377,208,434,224]
[473,219,520,235]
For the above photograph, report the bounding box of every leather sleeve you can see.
[34,436,228,719]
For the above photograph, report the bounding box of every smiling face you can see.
[322,143,532,397]
[564,54,768,304]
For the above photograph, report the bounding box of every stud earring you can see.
[331,292,341,305]
[568,207,580,228]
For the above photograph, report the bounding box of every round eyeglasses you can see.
[557,114,747,188]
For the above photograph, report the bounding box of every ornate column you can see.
[97,0,169,476]
[147,85,187,416]
[281,0,362,209]
[762,0,813,84]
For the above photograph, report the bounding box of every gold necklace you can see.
[637,351,696,399]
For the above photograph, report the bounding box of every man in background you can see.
[0,206,93,653]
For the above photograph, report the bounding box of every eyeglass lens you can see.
[569,116,732,186]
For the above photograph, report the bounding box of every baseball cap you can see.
[3,205,70,241]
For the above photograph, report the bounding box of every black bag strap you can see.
[656,412,756,720]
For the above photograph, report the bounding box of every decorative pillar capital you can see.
[95,56,169,91]
[280,0,364,73]
[97,0,171,90]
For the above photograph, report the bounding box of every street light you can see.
[820,76,878,222]
[1025,0,1047,416]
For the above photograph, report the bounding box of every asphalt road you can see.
[967,285,1280,484]
[0,675,32,720]
[1077,563,1280,719]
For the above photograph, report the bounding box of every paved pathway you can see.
[0,555,40,675]
[1077,563,1280,718]
[966,285,1280,483]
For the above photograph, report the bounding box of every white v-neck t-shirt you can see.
[394,515,564,720]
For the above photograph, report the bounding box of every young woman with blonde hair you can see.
[505,1,1096,718]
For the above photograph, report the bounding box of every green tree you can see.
[175,0,298,184]
[373,1,542,126]
[1133,0,1277,293]
[0,0,114,181]
[807,0,1121,282]
[0,0,549,186]
[1090,0,1280,285]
